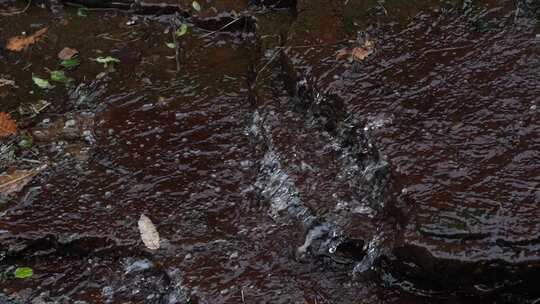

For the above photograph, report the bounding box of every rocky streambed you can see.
[0,0,539,303]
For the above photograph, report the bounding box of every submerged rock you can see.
[278,0,540,296]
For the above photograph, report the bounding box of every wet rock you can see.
[277,0,540,296]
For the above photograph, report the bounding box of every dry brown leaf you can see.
[6,27,48,52]
[0,112,17,138]
[138,214,160,250]
[0,165,46,195]
[337,38,375,62]
[58,47,78,60]
[351,46,374,61]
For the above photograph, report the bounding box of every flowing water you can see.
[0,0,539,303]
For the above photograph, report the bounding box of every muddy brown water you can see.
[0,0,539,303]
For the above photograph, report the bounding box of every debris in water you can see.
[6,27,48,52]
[0,112,17,138]
[0,164,46,195]
[138,214,160,250]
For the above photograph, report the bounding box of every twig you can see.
[63,2,133,13]
[200,16,245,38]
[241,288,246,304]
[514,1,520,24]
[20,158,42,164]
[255,48,282,82]
[422,45,472,55]
[0,0,32,16]
[273,40,349,50]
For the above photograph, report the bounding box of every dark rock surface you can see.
[279,0,540,295]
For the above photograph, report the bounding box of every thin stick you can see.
[63,2,133,13]
[20,158,42,164]
[255,48,282,82]
[514,1,520,24]
[241,288,246,304]
[0,0,32,16]
[200,16,244,38]
[423,45,472,55]
[273,40,349,50]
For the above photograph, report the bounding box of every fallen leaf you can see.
[0,112,17,138]
[0,165,46,195]
[138,214,160,250]
[351,46,374,61]
[50,70,73,83]
[93,56,120,68]
[58,47,78,60]
[192,1,201,12]
[60,57,80,69]
[32,74,53,89]
[336,38,375,62]
[175,24,188,37]
[77,8,88,17]
[14,267,33,279]
[6,27,48,52]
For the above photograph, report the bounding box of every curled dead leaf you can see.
[58,47,78,60]
[6,27,48,52]
[138,214,160,250]
[0,165,46,195]
[336,38,375,62]
[351,46,374,61]
[0,112,17,138]
[352,38,375,61]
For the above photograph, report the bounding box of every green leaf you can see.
[94,56,120,68]
[61,57,80,69]
[32,75,53,89]
[175,24,188,37]
[77,8,88,17]
[165,42,176,49]
[49,70,73,83]
[14,267,33,279]
[192,1,201,12]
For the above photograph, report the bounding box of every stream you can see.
[0,0,539,303]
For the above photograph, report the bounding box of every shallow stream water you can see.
[0,1,539,303]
